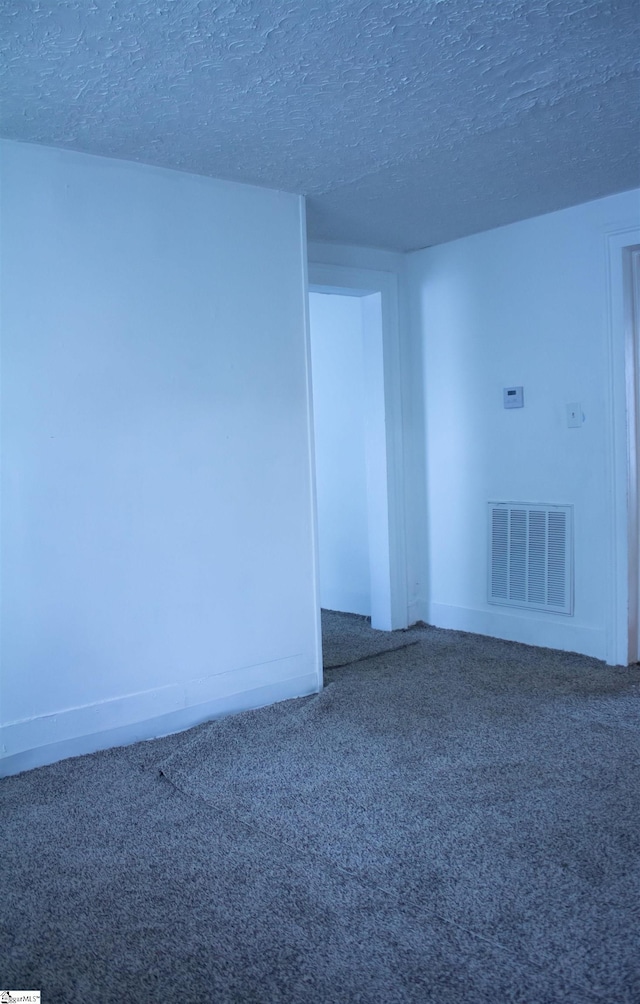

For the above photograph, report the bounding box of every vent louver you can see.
[488,503,573,614]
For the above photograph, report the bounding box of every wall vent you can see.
[488,503,573,615]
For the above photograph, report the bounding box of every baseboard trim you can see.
[407,599,425,628]
[1,663,319,778]
[320,591,371,618]
[429,603,608,661]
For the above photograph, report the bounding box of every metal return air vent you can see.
[488,503,573,615]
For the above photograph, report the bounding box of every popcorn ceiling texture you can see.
[1,0,638,249]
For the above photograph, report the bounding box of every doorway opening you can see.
[309,290,370,617]
[307,264,407,634]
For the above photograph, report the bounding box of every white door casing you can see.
[308,264,408,631]
[605,228,640,665]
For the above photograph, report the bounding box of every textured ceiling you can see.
[1,0,638,250]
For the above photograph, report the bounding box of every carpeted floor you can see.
[321,608,422,667]
[2,615,640,1003]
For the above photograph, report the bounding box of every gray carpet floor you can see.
[2,614,640,1003]
[321,609,422,667]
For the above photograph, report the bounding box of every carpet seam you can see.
[325,640,421,670]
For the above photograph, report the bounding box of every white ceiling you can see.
[1,0,638,251]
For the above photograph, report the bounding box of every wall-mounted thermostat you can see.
[503,386,524,409]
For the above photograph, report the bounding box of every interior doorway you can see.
[309,290,371,618]
[307,263,407,633]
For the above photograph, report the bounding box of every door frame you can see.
[308,263,408,631]
[624,245,640,663]
[605,227,640,665]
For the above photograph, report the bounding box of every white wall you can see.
[406,188,640,661]
[307,241,406,275]
[0,140,321,774]
[309,291,370,615]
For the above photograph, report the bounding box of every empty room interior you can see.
[1,2,640,1002]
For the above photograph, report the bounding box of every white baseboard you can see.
[407,599,425,628]
[429,603,608,661]
[321,591,371,617]
[0,655,319,778]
